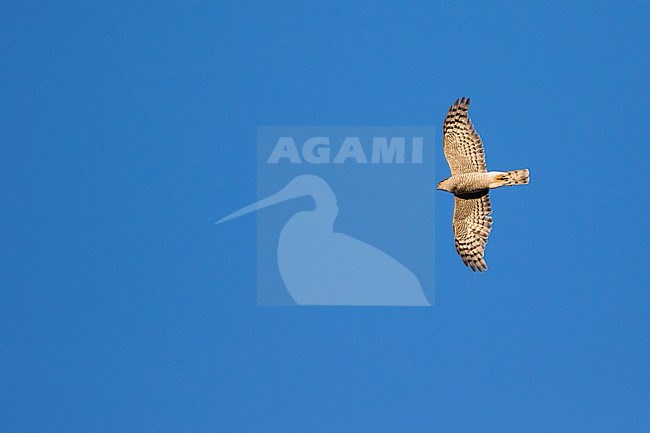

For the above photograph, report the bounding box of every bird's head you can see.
[216,175,337,225]
[437,178,450,192]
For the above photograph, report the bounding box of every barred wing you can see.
[443,97,487,175]
[452,192,492,272]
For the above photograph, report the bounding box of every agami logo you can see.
[267,136,424,164]
[219,126,436,306]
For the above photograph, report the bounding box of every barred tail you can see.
[490,169,530,188]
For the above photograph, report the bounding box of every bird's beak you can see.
[216,183,300,224]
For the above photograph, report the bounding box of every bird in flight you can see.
[437,97,530,272]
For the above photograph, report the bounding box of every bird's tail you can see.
[489,169,530,188]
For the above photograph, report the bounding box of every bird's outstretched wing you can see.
[443,97,487,175]
[452,192,492,272]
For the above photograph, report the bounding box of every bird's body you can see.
[439,170,530,196]
[438,172,493,195]
[278,209,426,305]
[437,97,530,272]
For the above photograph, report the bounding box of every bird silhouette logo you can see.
[218,175,430,306]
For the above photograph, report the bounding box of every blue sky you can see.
[2,1,649,431]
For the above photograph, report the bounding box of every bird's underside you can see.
[439,97,529,272]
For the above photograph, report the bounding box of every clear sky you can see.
[2,1,649,432]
